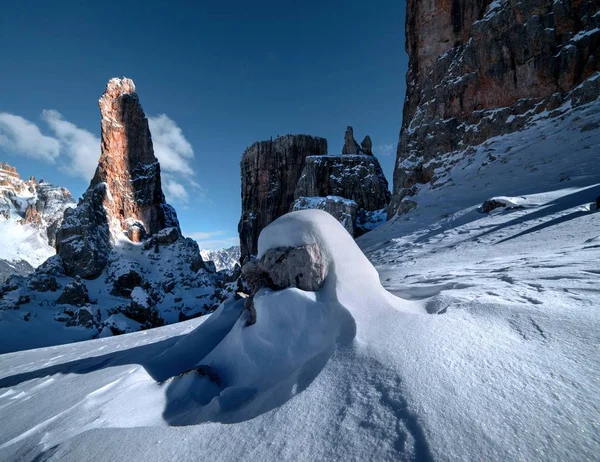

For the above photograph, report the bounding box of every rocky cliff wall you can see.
[238,135,328,261]
[390,0,600,215]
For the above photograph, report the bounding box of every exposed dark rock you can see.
[390,0,600,216]
[241,243,328,296]
[110,269,144,297]
[124,287,163,327]
[66,307,95,329]
[294,155,391,212]
[293,196,358,235]
[154,227,181,244]
[56,276,90,307]
[29,274,59,292]
[360,135,373,155]
[239,134,327,261]
[342,126,359,154]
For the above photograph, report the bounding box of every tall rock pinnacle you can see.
[56,77,179,278]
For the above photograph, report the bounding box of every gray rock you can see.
[239,134,328,261]
[242,243,328,296]
[294,155,391,212]
[360,135,373,155]
[66,307,95,329]
[342,126,359,154]
[292,196,358,235]
[56,276,90,307]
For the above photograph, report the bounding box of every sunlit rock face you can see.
[56,77,180,278]
[390,0,600,216]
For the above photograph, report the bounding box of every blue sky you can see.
[0,0,407,249]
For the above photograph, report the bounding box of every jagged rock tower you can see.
[56,77,180,278]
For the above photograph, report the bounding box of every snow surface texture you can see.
[1,98,600,460]
[200,245,240,272]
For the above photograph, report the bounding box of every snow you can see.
[0,98,599,460]
[200,245,240,272]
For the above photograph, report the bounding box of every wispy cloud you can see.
[148,114,204,205]
[41,109,100,180]
[148,114,194,176]
[187,230,239,250]
[375,142,396,156]
[0,110,205,206]
[0,112,60,162]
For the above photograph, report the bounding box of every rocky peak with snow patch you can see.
[200,245,241,272]
[239,134,328,261]
[389,0,600,216]
[56,77,180,278]
[0,162,75,279]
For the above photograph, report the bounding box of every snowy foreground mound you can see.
[1,200,599,461]
[0,210,426,460]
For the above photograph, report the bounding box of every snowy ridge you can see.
[200,245,240,272]
[0,163,74,272]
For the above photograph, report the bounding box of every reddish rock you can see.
[56,77,180,278]
[390,0,600,216]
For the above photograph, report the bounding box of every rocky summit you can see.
[0,162,75,280]
[56,77,180,279]
[239,134,328,261]
[0,78,232,350]
[239,129,391,259]
[389,0,600,216]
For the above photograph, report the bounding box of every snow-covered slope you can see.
[200,245,240,272]
[0,162,75,279]
[0,98,599,461]
[0,231,232,354]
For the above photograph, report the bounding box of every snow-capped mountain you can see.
[200,245,240,272]
[0,162,75,281]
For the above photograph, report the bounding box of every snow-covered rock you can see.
[200,245,240,272]
[0,161,75,280]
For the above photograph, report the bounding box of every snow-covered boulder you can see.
[480,196,526,213]
[142,209,413,424]
[56,276,90,307]
[241,243,328,295]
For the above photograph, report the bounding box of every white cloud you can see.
[0,110,205,205]
[189,231,239,250]
[0,112,60,162]
[148,114,194,176]
[375,143,396,156]
[187,230,224,240]
[148,114,206,205]
[41,109,100,180]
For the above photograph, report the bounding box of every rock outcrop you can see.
[292,196,357,235]
[294,154,390,212]
[239,128,391,252]
[241,243,328,296]
[360,135,373,156]
[342,126,360,154]
[56,77,180,278]
[390,0,600,216]
[239,134,327,261]
[0,162,75,248]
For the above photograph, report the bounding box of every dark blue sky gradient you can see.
[0,0,407,248]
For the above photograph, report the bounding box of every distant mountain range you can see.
[0,162,75,281]
[200,245,240,272]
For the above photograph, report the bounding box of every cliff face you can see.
[294,155,390,212]
[56,78,180,278]
[238,135,328,261]
[390,0,600,215]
